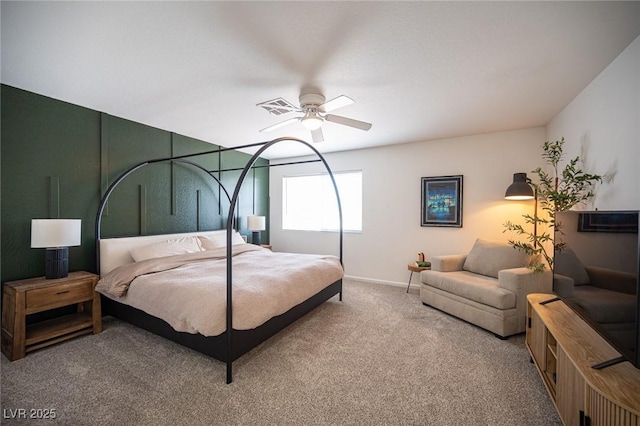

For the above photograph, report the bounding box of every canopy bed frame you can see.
[95,137,343,383]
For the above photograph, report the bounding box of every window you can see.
[283,170,362,232]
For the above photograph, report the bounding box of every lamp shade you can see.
[247,215,266,231]
[505,173,535,200]
[31,219,82,248]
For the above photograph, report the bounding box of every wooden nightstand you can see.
[1,271,102,361]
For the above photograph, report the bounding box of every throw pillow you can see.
[130,237,203,262]
[463,239,530,278]
[199,230,246,250]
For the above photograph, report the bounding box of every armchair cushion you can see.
[423,270,516,310]
[462,239,530,278]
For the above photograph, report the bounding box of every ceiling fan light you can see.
[301,113,323,131]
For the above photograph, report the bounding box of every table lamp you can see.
[247,215,266,246]
[31,219,82,279]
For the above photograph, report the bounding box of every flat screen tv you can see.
[553,210,639,369]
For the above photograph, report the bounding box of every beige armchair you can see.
[420,239,552,338]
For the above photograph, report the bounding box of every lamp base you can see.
[251,231,261,246]
[45,247,69,279]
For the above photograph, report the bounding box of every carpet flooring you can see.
[1,279,561,425]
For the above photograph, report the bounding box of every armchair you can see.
[420,239,552,338]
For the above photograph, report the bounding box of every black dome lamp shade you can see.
[505,173,535,200]
[504,172,538,248]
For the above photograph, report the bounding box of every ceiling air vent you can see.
[256,98,297,116]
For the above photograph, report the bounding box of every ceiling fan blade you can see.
[320,95,354,112]
[259,117,300,133]
[311,127,324,143]
[325,114,372,131]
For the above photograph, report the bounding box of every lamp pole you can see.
[533,185,538,249]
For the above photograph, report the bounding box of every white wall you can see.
[269,127,545,286]
[546,35,640,210]
[268,35,640,287]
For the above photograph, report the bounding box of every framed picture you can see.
[421,175,463,227]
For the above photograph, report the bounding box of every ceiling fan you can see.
[257,92,372,143]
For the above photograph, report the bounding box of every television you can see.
[553,210,639,369]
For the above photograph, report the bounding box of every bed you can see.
[96,230,343,357]
[95,138,344,383]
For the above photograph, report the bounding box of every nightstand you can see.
[1,271,101,361]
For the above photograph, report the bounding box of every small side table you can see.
[407,263,430,293]
[1,271,101,361]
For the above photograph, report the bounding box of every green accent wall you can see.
[1,85,269,285]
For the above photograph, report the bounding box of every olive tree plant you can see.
[503,138,602,271]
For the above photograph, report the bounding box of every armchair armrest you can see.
[431,254,467,272]
[498,268,553,297]
[498,268,552,331]
[553,274,575,298]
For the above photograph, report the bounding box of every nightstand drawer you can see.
[25,280,93,313]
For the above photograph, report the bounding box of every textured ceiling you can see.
[2,1,639,159]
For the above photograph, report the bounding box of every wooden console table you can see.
[526,293,639,425]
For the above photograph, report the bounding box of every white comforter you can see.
[96,245,344,336]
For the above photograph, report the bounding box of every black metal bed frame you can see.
[95,137,344,384]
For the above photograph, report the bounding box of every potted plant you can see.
[503,138,603,271]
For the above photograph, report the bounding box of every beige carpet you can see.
[1,279,560,425]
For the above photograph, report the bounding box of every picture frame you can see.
[421,175,463,227]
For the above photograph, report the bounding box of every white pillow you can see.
[199,231,246,250]
[129,237,203,262]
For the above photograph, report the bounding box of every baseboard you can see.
[344,274,414,290]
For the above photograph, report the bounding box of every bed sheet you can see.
[96,245,343,336]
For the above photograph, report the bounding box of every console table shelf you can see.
[526,293,640,426]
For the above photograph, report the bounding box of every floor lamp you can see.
[505,172,537,248]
